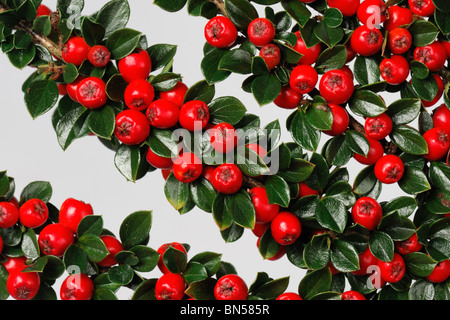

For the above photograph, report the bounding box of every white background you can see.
[0,0,408,300]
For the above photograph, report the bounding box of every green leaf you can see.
[304,234,330,270]
[130,245,159,272]
[19,181,52,204]
[95,0,131,38]
[146,43,177,72]
[21,228,40,259]
[183,80,215,104]
[409,20,439,47]
[236,147,270,177]
[348,90,387,117]
[57,0,85,19]
[410,60,429,80]
[25,79,59,119]
[162,246,188,274]
[314,45,347,73]
[55,105,89,150]
[190,177,216,213]
[81,16,106,46]
[78,234,109,263]
[411,73,438,102]
[314,21,343,48]
[108,264,134,286]
[224,0,258,29]
[354,56,381,86]
[251,74,282,106]
[164,172,190,210]
[150,72,182,92]
[265,175,290,207]
[228,190,256,229]
[86,105,115,139]
[429,162,450,190]
[404,252,437,277]
[154,0,188,12]
[290,110,321,151]
[32,15,51,36]
[114,144,142,182]
[281,0,311,27]
[250,276,290,300]
[368,231,394,262]
[106,28,142,60]
[258,227,283,260]
[330,240,359,272]
[277,158,315,183]
[345,130,370,156]
[305,100,333,131]
[386,98,421,125]
[212,193,234,230]
[323,8,343,28]
[379,212,416,241]
[119,210,152,250]
[426,218,450,261]
[316,197,347,233]
[218,48,252,74]
[390,126,428,155]
[77,215,103,237]
[208,96,246,125]
[408,279,435,300]
[201,47,231,85]
[398,166,431,195]
[298,268,332,300]
[63,244,88,274]
[434,8,450,34]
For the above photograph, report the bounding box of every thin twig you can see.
[208,0,228,18]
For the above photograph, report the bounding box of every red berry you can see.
[357,0,387,26]
[155,273,186,300]
[426,260,450,283]
[66,76,86,102]
[270,211,302,245]
[19,198,48,228]
[36,4,52,17]
[352,246,378,276]
[323,104,349,136]
[374,154,405,184]
[297,182,320,198]
[414,41,447,72]
[365,113,393,140]
[209,123,238,154]
[252,222,269,237]
[319,69,354,105]
[276,292,303,300]
[247,18,276,47]
[292,31,322,65]
[351,197,383,231]
[423,127,450,161]
[384,6,413,31]
[58,83,67,95]
[7,270,40,300]
[2,256,28,274]
[433,104,450,131]
[289,64,319,95]
[350,25,383,56]
[214,274,248,300]
[387,28,412,55]
[146,147,173,169]
[327,0,360,17]
[162,169,173,180]
[62,36,91,66]
[259,43,281,70]
[211,163,243,194]
[380,55,410,85]
[202,165,216,183]
[76,77,107,109]
[249,187,280,224]
[179,100,210,131]
[273,86,302,109]
[395,233,423,255]
[204,16,238,49]
[353,135,384,165]
[146,99,179,129]
[340,65,354,81]
[38,223,74,257]
[345,43,357,63]
[341,291,366,300]
[118,49,152,83]
[246,143,268,159]
[441,40,450,58]
[59,198,94,234]
[124,79,155,111]
[422,74,444,107]
[159,81,188,107]
[97,235,123,267]
[157,242,188,274]
[408,0,435,17]
[172,152,203,183]
[377,252,406,283]
[0,201,19,228]
[87,45,111,68]
[114,109,151,145]
[60,273,94,300]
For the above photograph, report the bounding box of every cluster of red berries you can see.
[0,197,123,300]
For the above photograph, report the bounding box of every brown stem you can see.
[0,3,63,60]
[242,175,265,189]
[208,0,228,18]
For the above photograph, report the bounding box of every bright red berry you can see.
[76,77,108,109]
[204,16,238,49]
[249,187,280,224]
[276,292,303,300]
[159,81,188,107]
[432,104,450,131]
[146,99,179,129]
[352,246,379,276]
[353,135,384,165]
[289,64,319,95]
[426,260,450,283]
[423,127,450,161]
[350,25,383,56]
[118,49,152,83]
[172,152,203,183]
[351,197,383,231]
[59,198,94,234]
[97,235,123,267]
[377,253,406,283]
[297,182,320,198]
[273,85,302,109]
[292,31,322,65]
[259,43,281,70]
[155,273,186,300]
[323,104,349,136]
[36,4,52,17]
[408,0,436,17]
[319,69,354,105]
[414,41,447,72]
[247,18,276,47]
[114,109,151,145]
[19,198,48,229]
[38,223,74,257]
[341,291,366,300]
[209,123,238,154]
[246,143,268,159]
[387,28,412,55]
[179,100,210,131]
[252,222,269,237]
[60,273,94,300]
[66,76,86,102]
[87,45,111,68]
[157,242,188,274]
[62,36,91,66]
[365,113,393,140]
[270,211,302,245]
[384,6,413,31]
[124,79,155,111]
[214,274,248,300]
[422,74,444,107]
[58,83,67,95]
[357,0,387,26]
[380,55,410,85]
[211,163,243,194]
[146,147,173,169]
[374,154,405,184]
[7,270,40,300]
[395,233,423,255]
[327,0,360,16]
[0,201,19,228]
[441,40,450,58]
[2,256,28,274]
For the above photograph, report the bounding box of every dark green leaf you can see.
[25,79,59,119]
[119,210,152,249]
